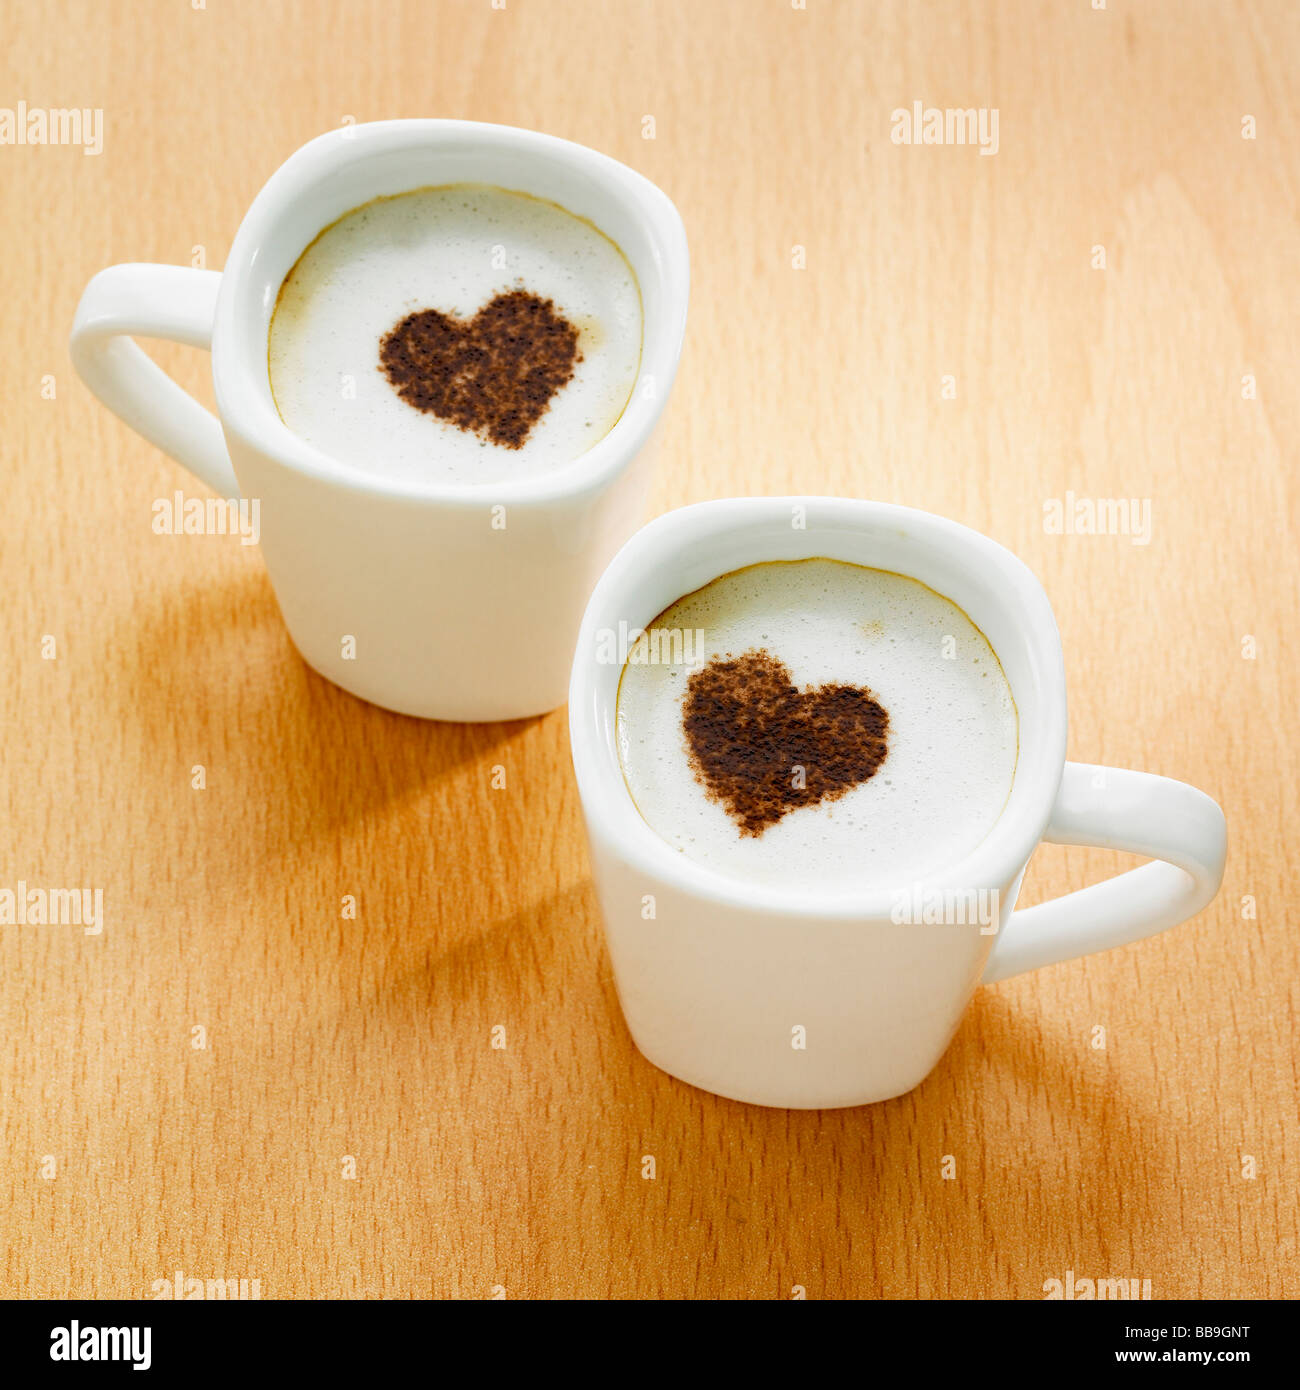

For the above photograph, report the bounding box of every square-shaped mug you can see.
[71,119,689,721]
[568,497,1227,1108]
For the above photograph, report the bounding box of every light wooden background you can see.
[2,0,1296,1300]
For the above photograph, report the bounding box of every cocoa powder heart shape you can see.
[683,649,890,836]
[378,289,581,449]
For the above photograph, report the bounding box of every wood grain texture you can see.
[2,0,1296,1299]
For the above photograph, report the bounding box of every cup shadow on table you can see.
[104,564,539,909]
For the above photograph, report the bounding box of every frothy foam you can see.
[616,559,1019,892]
[268,184,643,486]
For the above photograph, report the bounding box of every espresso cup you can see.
[568,497,1228,1108]
[71,120,689,721]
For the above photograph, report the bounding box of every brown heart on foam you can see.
[682,649,890,836]
[378,289,581,449]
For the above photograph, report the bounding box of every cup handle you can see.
[982,761,1227,984]
[71,264,239,499]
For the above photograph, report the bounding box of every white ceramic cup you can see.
[569,497,1228,1108]
[71,120,689,721]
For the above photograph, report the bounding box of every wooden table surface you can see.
[2,0,1296,1300]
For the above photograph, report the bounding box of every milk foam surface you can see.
[268,185,643,486]
[616,559,1020,892]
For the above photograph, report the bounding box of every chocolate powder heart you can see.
[378,289,581,449]
[683,649,889,836]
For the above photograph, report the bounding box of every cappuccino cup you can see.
[568,497,1228,1108]
[71,120,689,721]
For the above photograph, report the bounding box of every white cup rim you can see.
[210,118,689,507]
[568,496,1069,920]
